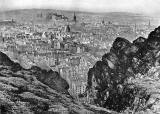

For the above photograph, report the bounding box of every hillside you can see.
[0,51,115,114]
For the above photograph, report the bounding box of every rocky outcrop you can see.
[0,51,22,71]
[29,66,69,94]
[0,52,69,94]
[85,26,160,112]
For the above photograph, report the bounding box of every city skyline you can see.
[0,0,160,16]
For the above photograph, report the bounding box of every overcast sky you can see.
[0,0,160,16]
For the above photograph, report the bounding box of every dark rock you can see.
[110,37,133,71]
[35,69,69,94]
[87,68,95,89]
[30,65,42,72]
[29,66,69,94]
[102,52,119,69]
[85,26,160,112]
[148,26,160,42]
[0,51,14,66]
[146,26,160,51]
[133,37,146,48]
[110,37,131,55]
[11,62,23,72]
[0,105,8,113]
[90,61,109,91]
[0,52,23,72]
[123,44,139,57]
[146,39,160,51]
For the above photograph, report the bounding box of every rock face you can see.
[0,52,69,94]
[0,51,22,71]
[85,26,160,112]
[29,66,69,94]
[0,51,112,114]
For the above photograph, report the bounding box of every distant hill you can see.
[0,9,158,25]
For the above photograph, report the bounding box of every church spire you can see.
[148,20,151,28]
[73,12,77,23]
[66,24,70,32]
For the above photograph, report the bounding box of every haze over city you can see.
[0,0,160,16]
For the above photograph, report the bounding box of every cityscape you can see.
[0,1,160,113]
[0,9,156,99]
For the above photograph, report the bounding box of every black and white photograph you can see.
[0,0,160,113]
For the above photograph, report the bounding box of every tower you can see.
[102,19,105,25]
[66,25,70,32]
[148,20,151,28]
[40,12,43,18]
[73,12,77,23]
[135,23,137,37]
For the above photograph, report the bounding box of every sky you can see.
[0,0,160,16]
